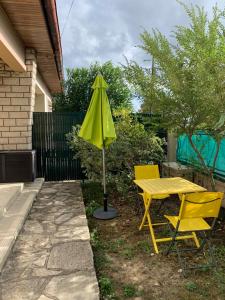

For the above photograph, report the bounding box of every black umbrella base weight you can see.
[93,207,118,220]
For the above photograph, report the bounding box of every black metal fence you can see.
[32,112,166,181]
[32,112,85,181]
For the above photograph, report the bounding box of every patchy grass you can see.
[99,276,116,299]
[123,284,138,298]
[82,182,225,300]
[185,281,198,292]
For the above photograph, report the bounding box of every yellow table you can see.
[134,177,207,253]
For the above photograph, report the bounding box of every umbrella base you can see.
[93,207,117,220]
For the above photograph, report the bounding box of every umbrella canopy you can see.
[78,74,116,149]
[78,74,117,219]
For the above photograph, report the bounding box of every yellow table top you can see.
[134,177,206,195]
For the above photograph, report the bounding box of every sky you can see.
[56,0,225,109]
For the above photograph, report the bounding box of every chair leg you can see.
[192,232,200,248]
[178,231,216,274]
[165,224,178,255]
[194,231,207,253]
[203,231,217,268]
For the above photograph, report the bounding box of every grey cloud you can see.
[57,0,225,69]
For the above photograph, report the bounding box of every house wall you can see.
[0,5,26,71]
[34,94,45,112]
[35,71,52,113]
[0,48,37,150]
[48,98,52,112]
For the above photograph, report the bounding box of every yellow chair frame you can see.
[165,192,223,273]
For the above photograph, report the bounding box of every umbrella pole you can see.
[102,147,108,211]
[93,145,117,219]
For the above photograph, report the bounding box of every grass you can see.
[99,276,115,299]
[121,246,134,260]
[136,240,151,253]
[82,181,102,206]
[82,182,225,300]
[185,281,198,292]
[123,284,138,298]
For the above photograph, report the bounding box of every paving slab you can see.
[47,241,94,271]
[44,272,99,300]
[1,278,47,300]
[0,181,99,300]
[51,224,90,243]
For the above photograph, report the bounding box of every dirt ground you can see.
[82,182,225,300]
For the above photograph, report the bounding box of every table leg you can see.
[139,194,159,254]
[139,193,151,230]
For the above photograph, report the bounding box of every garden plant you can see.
[124,2,225,190]
[68,109,164,195]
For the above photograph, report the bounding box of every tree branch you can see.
[187,134,219,191]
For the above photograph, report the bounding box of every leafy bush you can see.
[68,110,165,194]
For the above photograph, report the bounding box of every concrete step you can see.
[0,215,25,237]
[0,236,15,271]
[6,191,36,217]
[0,183,24,217]
[0,178,44,273]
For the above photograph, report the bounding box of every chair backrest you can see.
[179,192,223,219]
[134,165,160,180]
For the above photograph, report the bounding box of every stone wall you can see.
[0,48,37,150]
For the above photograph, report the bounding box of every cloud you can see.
[57,0,225,69]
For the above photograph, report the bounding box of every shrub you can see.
[68,110,165,194]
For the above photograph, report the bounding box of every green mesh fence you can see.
[177,133,225,178]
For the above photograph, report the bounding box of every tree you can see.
[68,109,164,194]
[53,61,132,112]
[124,3,225,190]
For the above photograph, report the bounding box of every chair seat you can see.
[164,215,211,232]
[139,192,169,200]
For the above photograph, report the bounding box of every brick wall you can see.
[0,48,37,150]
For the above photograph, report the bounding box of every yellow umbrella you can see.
[79,74,117,219]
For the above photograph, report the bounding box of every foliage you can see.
[99,276,115,298]
[121,246,134,260]
[90,228,101,249]
[85,200,100,217]
[123,284,138,298]
[136,240,151,253]
[185,281,198,292]
[53,61,132,112]
[68,110,164,194]
[123,58,157,113]
[124,2,225,189]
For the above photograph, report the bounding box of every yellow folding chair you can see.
[164,192,223,274]
[134,165,170,200]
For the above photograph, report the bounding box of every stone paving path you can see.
[0,181,99,300]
